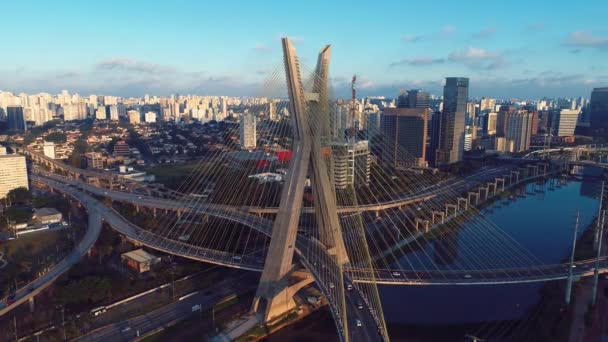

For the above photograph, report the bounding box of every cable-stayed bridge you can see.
[9,38,608,341]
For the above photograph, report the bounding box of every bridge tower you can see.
[251,38,349,321]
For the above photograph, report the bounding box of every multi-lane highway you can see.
[74,273,258,342]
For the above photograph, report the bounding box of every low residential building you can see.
[33,207,62,224]
[121,249,161,273]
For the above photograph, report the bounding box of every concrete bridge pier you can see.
[495,178,505,192]
[487,182,497,197]
[445,204,458,217]
[415,218,430,233]
[510,171,520,184]
[517,167,528,179]
[468,192,479,206]
[478,186,489,201]
[432,211,445,225]
[457,197,469,211]
[538,162,549,176]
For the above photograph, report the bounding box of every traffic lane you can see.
[77,273,258,341]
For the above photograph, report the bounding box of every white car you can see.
[463,274,472,279]
[392,272,401,277]
[329,283,335,289]
[356,319,362,327]
[346,284,353,291]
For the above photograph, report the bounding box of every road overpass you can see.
[28,175,608,287]
[0,180,103,316]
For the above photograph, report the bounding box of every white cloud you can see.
[565,30,608,49]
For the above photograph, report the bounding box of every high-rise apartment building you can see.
[480,97,496,114]
[590,87,608,136]
[240,113,256,149]
[486,112,497,135]
[504,111,533,153]
[145,111,157,123]
[554,109,580,137]
[381,107,429,168]
[0,154,28,198]
[95,107,107,120]
[330,140,370,189]
[7,106,26,131]
[128,110,141,124]
[437,77,468,165]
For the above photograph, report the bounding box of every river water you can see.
[381,178,600,325]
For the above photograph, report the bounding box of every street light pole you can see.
[13,316,18,342]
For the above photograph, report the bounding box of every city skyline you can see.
[1,0,607,99]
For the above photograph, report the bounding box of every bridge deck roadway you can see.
[30,175,608,286]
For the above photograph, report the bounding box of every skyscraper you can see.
[381,107,429,168]
[240,113,257,150]
[590,87,608,136]
[396,89,430,109]
[437,77,468,165]
[504,111,533,152]
[330,140,370,189]
[554,109,580,137]
[7,106,26,131]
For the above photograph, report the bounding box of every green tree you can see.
[44,132,67,143]
[6,187,32,204]
[3,207,33,224]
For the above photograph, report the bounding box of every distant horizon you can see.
[0,84,602,103]
[1,0,606,99]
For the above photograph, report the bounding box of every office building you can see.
[396,89,430,108]
[128,110,141,124]
[7,106,26,131]
[437,77,468,165]
[381,107,429,168]
[590,87,608,136]
[240,113,257,149]
[553,109,580,137]
[0,154,28,198]
[504,111,533,153]
[427,111,441,167]
[43,141,56,159]
[330,140,370,189]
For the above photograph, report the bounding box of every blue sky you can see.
[1,0,607,99]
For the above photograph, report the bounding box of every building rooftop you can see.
[122,249,159,263]
[34,207,61,217]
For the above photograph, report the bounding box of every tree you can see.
[44,132,67,144]
[6,187,32,204]
[3,207,33,224]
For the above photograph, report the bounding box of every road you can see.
[74,273,259,342]
[0,182,103,317]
